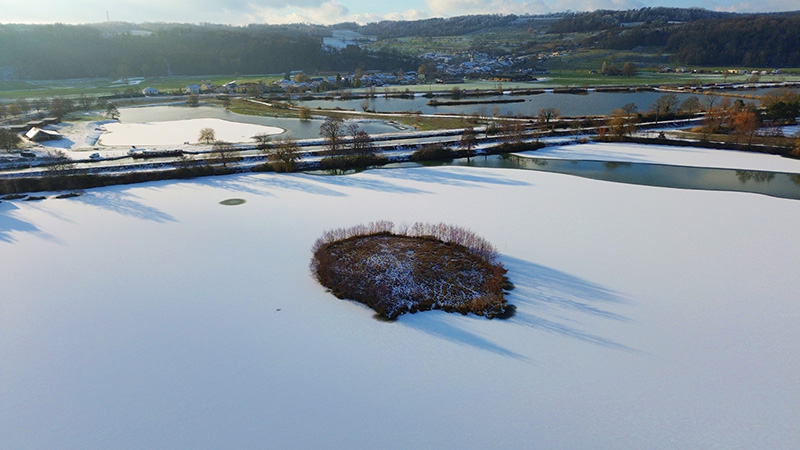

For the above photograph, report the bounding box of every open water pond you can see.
[385,154,800,200]
[298,90,761,117]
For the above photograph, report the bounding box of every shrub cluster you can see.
[0,165,228,195]
[319,154,387,170]
[310,221,511,320]
[409,144,456,161]
[311,220,498,263]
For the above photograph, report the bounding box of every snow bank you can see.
[520,141,800,173]
[2,165,799,449]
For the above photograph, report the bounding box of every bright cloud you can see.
[425,0,643,17]
[0,0,795,25]
[250,1,351,24]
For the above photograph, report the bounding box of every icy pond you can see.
[2,143,800,449]
[297,88,770,117]
[426,153,800,200]
[112,105,412,142]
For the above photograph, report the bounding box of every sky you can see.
[0,0,797,26]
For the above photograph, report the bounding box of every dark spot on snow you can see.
[219,198,246,206]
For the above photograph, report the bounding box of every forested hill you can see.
[0,23,410,80]
[583,12,800,67]
[1,8,799,81]
[665,14,800,67]
[356,15,529,39]
[546,7,734,33]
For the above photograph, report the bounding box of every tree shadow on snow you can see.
[399,313,530,361]
[396,256,637,360]
[194,172,412,198]
[375,165,532,188]
[303,171,432,195]
[74,188,176,223]
[0,202,57,243]
[501,255,636,352]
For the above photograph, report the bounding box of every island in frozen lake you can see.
[311,221,514,319]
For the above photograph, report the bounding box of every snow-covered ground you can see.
[23,119,115,154]
[26,118,283,160]
[2,150,800,449]
[99,118,282,147]
[520,141,800,173]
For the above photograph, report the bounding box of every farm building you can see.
[25,127,62,142]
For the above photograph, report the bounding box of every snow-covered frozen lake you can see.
[2,147,800,448]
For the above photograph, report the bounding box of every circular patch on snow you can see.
[219,198,246,206]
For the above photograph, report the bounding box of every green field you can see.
[2,69,798,106]
[0,75,283,101]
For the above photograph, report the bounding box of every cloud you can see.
[250,1,351,24]
[1,0,797,26]
[710,0,800,13]
[424,0,644,16]
[382,10,431,21]
[248,2,429,25]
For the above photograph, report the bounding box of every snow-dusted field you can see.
[99,118,283,147]
[2,150,800,449]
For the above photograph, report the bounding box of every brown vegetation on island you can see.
[310,221,514,320]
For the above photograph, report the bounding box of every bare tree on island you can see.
[320,116,345,155]
[651,94,679,123]
[104,103,120,120]
[270,137,300,172]
[252,133,272,150]
[538,107,559,127]
[460,126,477,160]
[297,106,311,121]
[199,127,216,144]
[348,123,374,158]
[0,129,22,153]
[211,141,239,168]
[43,149,76,190]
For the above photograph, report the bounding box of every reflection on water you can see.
[735,170,776,184]
[385,154,800,200]
[602,161,633,170]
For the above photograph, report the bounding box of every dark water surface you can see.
[383,154,800,201]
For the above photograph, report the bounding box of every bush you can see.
[319,154,386,170]
[409,144,455,161]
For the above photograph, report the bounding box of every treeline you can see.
[665,15,800,67]
[0,23,410,80]
[582,11,800,67]
[357,15,524,39]
[548,7,732,33]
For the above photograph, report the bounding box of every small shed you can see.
[25,127,62,142]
